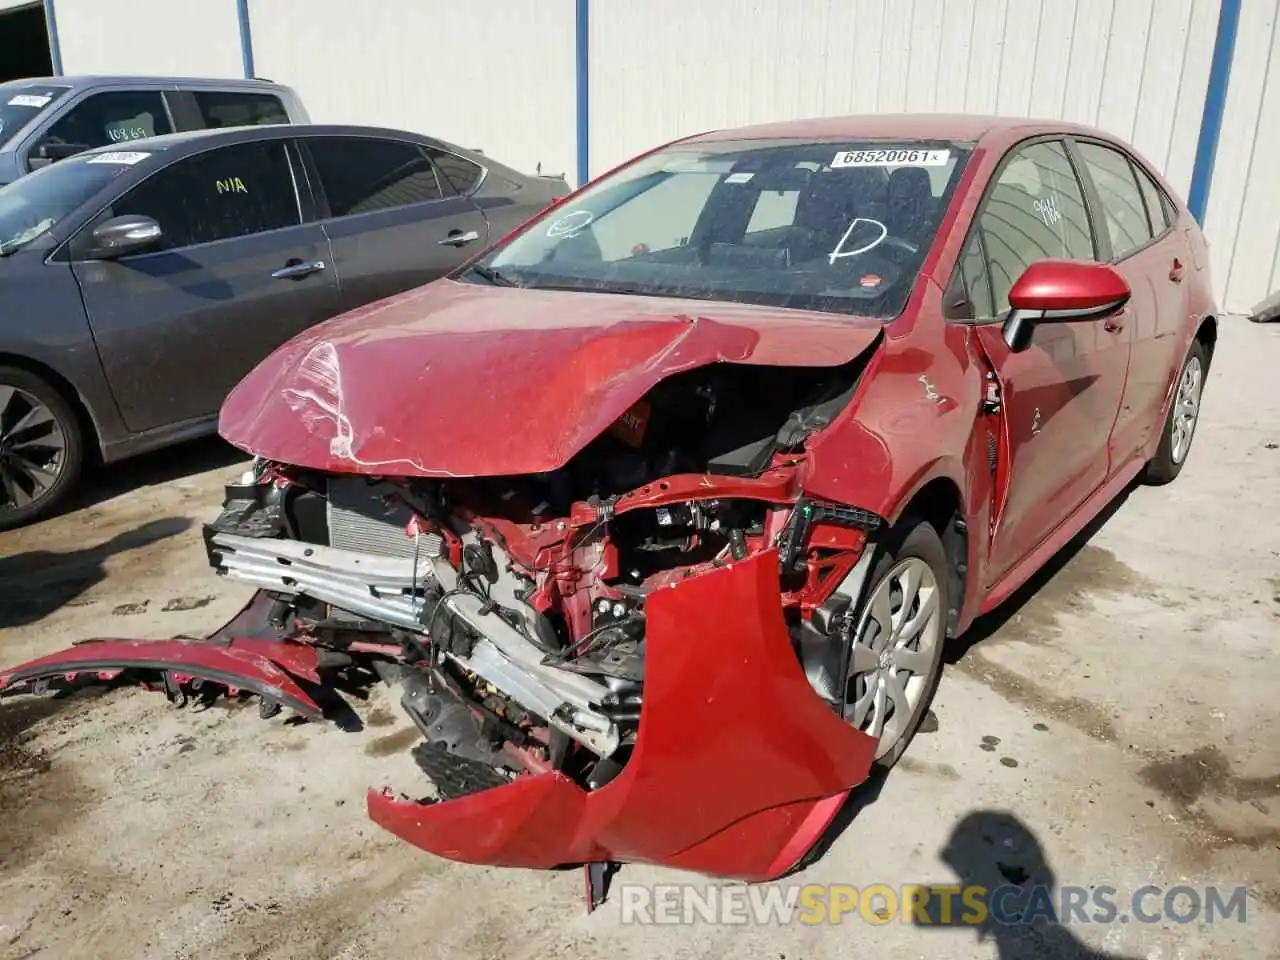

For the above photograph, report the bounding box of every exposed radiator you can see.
[326,477,419,560]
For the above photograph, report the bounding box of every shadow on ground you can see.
[66,436,245,517]
[946,480,1136,663]
[0,516,192,627]
[913,810,1142,959]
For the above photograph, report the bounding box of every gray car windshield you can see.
[0,83,70,149]
[0,152,138,256]
[474,138,971,317]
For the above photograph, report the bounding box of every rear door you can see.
[1070,139,1186,461]
[299,135,489,313]
[167,88,293,132]
[71,139,341,433]
[954,139,1132,586]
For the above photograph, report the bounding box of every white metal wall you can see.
[52,0,242,78]
[1203,0,1280,313]
[590,0,1220,199]
[247,0,576,180]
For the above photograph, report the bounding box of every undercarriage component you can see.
[413,742,514,800]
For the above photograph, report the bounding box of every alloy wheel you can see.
[844,557,943,759]
[1170,355,1203,464]
[0,384,66,512]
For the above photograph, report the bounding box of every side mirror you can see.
[30,141,90,168]
[1002,260,1131,352]
[90,215,163,258]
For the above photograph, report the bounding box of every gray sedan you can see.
[0,124,569,528]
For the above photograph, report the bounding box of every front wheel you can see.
[0,366,84,531]
[842,521,949,770]
[1142,340,1207,485]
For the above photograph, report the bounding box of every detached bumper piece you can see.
[369,551,877,883]
[0,620,325,723]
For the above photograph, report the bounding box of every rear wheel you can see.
[0,366,84,531]
[1143,340,1206,485]
[842,521,949,770]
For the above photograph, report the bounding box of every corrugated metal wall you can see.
[1203,0,1280,314]
[42,0,1280,312]
[247,0,577,182]
[51,0,242,78]
[589,0,1220,201]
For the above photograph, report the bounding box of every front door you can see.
[955,139,1132,586]
[71,139,342,434]
[300,135,489,314]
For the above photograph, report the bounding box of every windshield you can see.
[472,138,971,318]
[0,151,142,256]
[0,83,71,149]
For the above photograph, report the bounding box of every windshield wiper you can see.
[465,263,520,287]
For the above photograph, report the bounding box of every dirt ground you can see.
[0,320,1277,960]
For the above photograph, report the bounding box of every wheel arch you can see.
[1195,314,1218,368]
[0,352,103,462]
[894,474,968,639]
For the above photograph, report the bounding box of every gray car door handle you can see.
[438,230,480,247]
[271,259,326,280]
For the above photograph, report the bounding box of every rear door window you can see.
[306,137,446,217]
[35,91,173,157]
[192,91,289,129]
[1132,162,1171,234]
[110,141,301,249]
[1074,142,1154,259]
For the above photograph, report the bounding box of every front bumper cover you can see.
[370,549,877,881]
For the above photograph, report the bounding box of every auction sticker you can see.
[87,151,151,165]
[8,94,52,108]
[832,148,950,168]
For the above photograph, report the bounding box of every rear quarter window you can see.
[430,150,484,194]
[193,91,290,129]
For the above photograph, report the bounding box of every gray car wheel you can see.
[0,366,84,531]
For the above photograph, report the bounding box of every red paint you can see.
[0,637,324,721]
[219,282,882,478]
[368,550,875,879]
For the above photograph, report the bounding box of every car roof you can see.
[77,123,444,157]
[685,113,1113,146]
[0,75,288,90]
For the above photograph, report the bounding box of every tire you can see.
[0,366,85,531]
[1142,340,1207,486]
[842,520,950,771]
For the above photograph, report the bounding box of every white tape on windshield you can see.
[87,151,151,165]
[8,94,52,108]
[832,148,950,168]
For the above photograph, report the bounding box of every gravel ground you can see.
[0,319,1276,960]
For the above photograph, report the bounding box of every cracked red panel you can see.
[0,637,324,721]
[368,549,877,880]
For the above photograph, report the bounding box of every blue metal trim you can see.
[1187,0,1242,224]
[236,0,256,79]
[575,0,589,187]
[42,0,62,75]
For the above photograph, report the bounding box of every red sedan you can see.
[2,115,1216,889]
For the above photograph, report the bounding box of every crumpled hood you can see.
[219,279,883,477]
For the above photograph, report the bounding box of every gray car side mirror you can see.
[91,215,163,258]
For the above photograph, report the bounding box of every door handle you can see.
[1169,258,1184,283]
[271,259,326,280]
[438,230,480,248]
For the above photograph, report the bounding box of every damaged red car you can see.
[2,116,1217,887]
